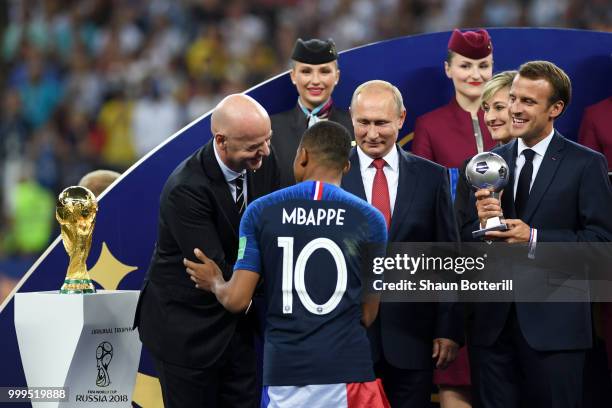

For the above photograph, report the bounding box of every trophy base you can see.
[472,223,509,239]
[60,279,96,294]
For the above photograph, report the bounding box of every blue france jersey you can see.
[235,181,387,386]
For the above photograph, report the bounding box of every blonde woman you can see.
[456,71,517,245]
[481,71,517,146]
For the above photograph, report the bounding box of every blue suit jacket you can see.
[342,145,463,370]
[469,132,612,351]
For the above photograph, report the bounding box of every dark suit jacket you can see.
[342,145,463,370]
[269,104,354,188]
[135,140,275,368]
[468,132,612,351]
[412,98,496,169]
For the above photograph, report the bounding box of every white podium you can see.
[14,291,142,408]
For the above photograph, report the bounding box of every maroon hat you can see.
[447,29,492,59]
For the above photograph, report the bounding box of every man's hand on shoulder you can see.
[186,248,259,313]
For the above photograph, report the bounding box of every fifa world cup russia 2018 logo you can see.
[96,341,113,387]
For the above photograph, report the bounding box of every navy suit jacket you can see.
[342,145,463,370]
[468,132,612,351]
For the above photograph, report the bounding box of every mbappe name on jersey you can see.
[282,207,345,226]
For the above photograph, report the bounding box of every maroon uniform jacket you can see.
[578,96,612,171]
[412,97,496,168]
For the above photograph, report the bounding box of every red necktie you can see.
[371,158,391,230]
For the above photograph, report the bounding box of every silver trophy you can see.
[466,152,510,239]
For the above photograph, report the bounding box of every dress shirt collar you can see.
[516,128,554,159]
[213,140,245,183]
[357,144,399,172]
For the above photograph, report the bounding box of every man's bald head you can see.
[211,94,270,140]
[211,94,272,172]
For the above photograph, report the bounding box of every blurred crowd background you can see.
[0,0,610,302]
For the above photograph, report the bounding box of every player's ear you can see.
[294,146,307,167]
[342,160,351,175]
[300,148,309,167]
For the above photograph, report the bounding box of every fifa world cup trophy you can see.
[56,186,98,294]
[466,152,510,239]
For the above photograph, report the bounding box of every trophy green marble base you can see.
[59,279,96,294]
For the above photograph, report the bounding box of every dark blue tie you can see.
[515,149,535,218]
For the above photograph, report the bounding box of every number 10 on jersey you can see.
[278,237,348,315]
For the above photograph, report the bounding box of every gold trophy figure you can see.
[56,186,98,294]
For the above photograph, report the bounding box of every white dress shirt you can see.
[213,141,247,204]
[512,129,554,256]
[513,129,555,199]
[357,145,399,215]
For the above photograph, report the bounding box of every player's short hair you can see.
[518,60,571,115]
[481,70,517,105]
[299,121,351,171]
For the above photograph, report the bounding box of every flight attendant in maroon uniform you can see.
[412,29,496,408]
[412,29,496,169]
[578,96,612,171]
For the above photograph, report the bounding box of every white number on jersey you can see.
[277,237,347,315]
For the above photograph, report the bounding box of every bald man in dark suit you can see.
[135,94,276,408]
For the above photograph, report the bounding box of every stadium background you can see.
[0,1,611,407]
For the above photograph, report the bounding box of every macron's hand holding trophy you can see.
[56,186,98,294]
[466,152,509,239]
